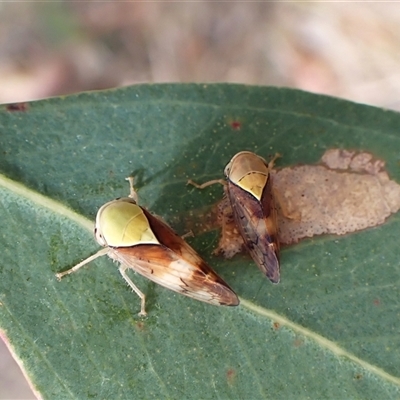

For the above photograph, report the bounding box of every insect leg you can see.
[267,153,282,170]
[181,230,194,239]
[118,264,147,316]
[187,178,226,189]
[56,247,109,280]
[125,176,139,203]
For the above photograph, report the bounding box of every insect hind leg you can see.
[119,264,147,316]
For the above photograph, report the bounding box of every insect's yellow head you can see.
[224,151,269,201]
[94,198,160,247]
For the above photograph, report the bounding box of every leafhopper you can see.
[188,151,280,283]
[56,178,239,316]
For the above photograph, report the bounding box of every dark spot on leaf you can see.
[230,121,241,130]
[135,321,146,332]
[6,103,28,112]
[226,368,236,385]
[273,322,280,330]
[293,338,303,347]
[373,298,380,306]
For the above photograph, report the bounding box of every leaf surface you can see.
[0,84,399,398]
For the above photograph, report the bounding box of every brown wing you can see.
[227,177,280,283]
[108,209,239,306]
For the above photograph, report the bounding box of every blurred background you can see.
[2,2,400,109]
[1,2,400,398]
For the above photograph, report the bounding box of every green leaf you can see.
[1,84,400,399]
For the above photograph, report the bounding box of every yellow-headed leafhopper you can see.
[188,151,280,283]
[56,177,239,315]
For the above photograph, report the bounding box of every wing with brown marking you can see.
[109,209,239,306]
[227,178,280,283]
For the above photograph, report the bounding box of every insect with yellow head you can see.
[56,178,239,315]
[189,151,280,283]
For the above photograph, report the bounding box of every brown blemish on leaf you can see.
[273,322,280,330]
[226,368,236,385]
[274,149,400,244]
[135,321,146,332]
[293,338,304,347]
[373,298,381,306]
[230,121,241,130]
[186,149,400,258]
[212,196,244,258]
[6,102,28,112]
